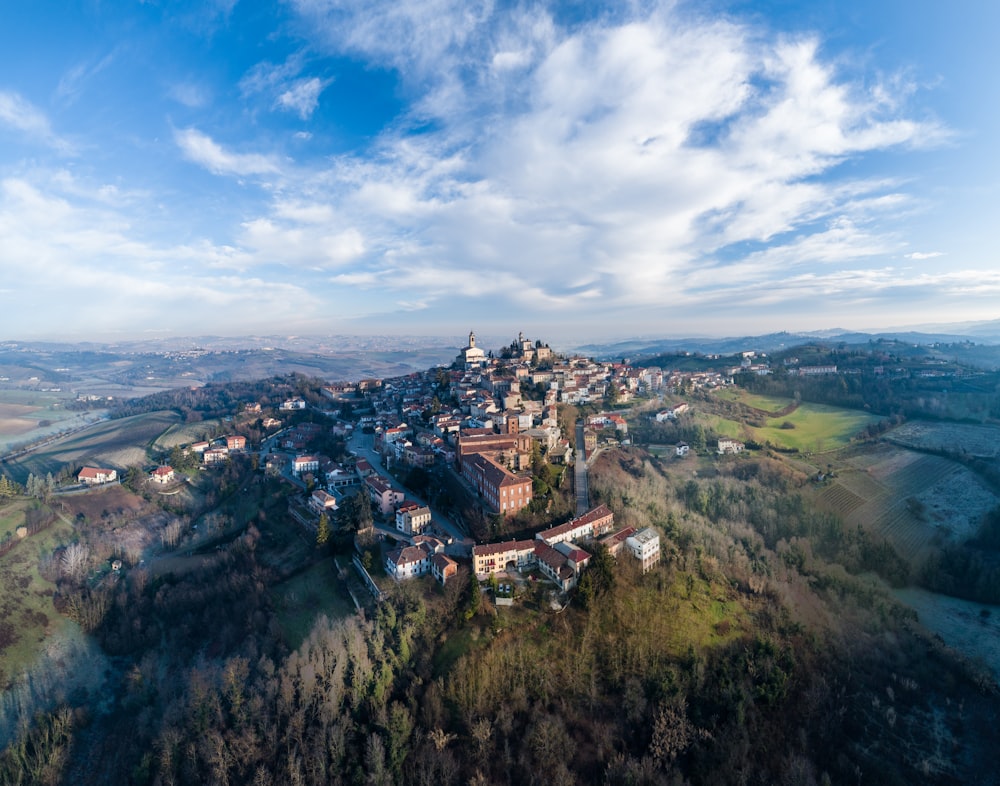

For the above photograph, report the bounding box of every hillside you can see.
[2,353,1000,784]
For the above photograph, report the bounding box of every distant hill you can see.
[574,322,1000,367]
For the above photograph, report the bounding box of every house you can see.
[655,403,689,422]
[78,466,117,485]
[396,501,432,536]
[430,553,458,585]
[534,541,579,591]
[203,447,229,464]
[676,442,689,457]
[472,539,537,577]
[150,465,175,484]
[536,505,615,546]
[717,438,745,455]
[626,528,661,573]
[280,397,307,410]
[292,455,320,476]
[598,526,638,558]
[310,489,339,514]
[224,435,247,451]
[366,474,405,516]
[190,441,210,453]
[385,544,432,581]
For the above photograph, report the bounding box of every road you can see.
[574,420,589,515]
[347,429,473,551]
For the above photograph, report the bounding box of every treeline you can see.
[108,373,335,422]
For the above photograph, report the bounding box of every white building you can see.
[626,528,661,573]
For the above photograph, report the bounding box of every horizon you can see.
[3,1,1000,339]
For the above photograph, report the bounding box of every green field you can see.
[151,419,220,452]
[3,410,181,482]
[0,503,74,681]
[271,558,356,650]
[706,393,879,453]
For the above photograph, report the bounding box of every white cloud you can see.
[272,2,950,320]
[277,76,330,119]
[905,251,944,260]
[0,91,72,152]
[174,128,281,176]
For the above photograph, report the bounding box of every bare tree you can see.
[60,543,89,582]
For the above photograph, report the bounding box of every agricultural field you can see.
[0,503,74,683]
[0,389,101,454]
[893,587,1000,681]
[815,442,999,563]
[150,419,220,452]
[2,410,181,483]
[887,420,1000,458]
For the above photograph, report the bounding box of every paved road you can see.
[574,420,589,516]
[347,429,473,550]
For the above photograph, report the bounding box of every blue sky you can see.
[2,0,998,344]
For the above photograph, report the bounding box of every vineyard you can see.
[816,445,999,564]
[3,411,181,482]
[888,420,1000,458]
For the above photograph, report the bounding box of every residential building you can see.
[536,505,615,545]
[472,539,537,577]
[385,545,432,581]
[430,553,458,585]
[292,455,320,475]
[150,466,175,484]
[366,474,405,515]
[626,528,661,573]
[78,466,117,485]
[310,489,339,514]
[396,501,432,536]
[717,438,745,455]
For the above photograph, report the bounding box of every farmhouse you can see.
[78,466,117,485]
[717,438,745,455]
[150,465,175,484]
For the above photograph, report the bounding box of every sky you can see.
[2,0,999,345]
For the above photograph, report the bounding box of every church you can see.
[457,330,487,370]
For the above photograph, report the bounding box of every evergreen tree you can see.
[316,512,330,546]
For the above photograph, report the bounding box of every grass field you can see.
[704,394,879,454]
[0,505,74,682]
[3,410,181,482]
[754,402,879,452]
[271,558,356,650]
[151,419,220,452]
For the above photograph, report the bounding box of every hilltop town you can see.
[3,329,1000,785]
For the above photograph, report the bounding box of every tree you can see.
[464,570,481,620]
[316,513,330,547]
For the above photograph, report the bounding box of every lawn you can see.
[271,558,356,650]
[0,501,26,539]
[754,402,879,453]
[705,400,878,454]
[0,506,74,682]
